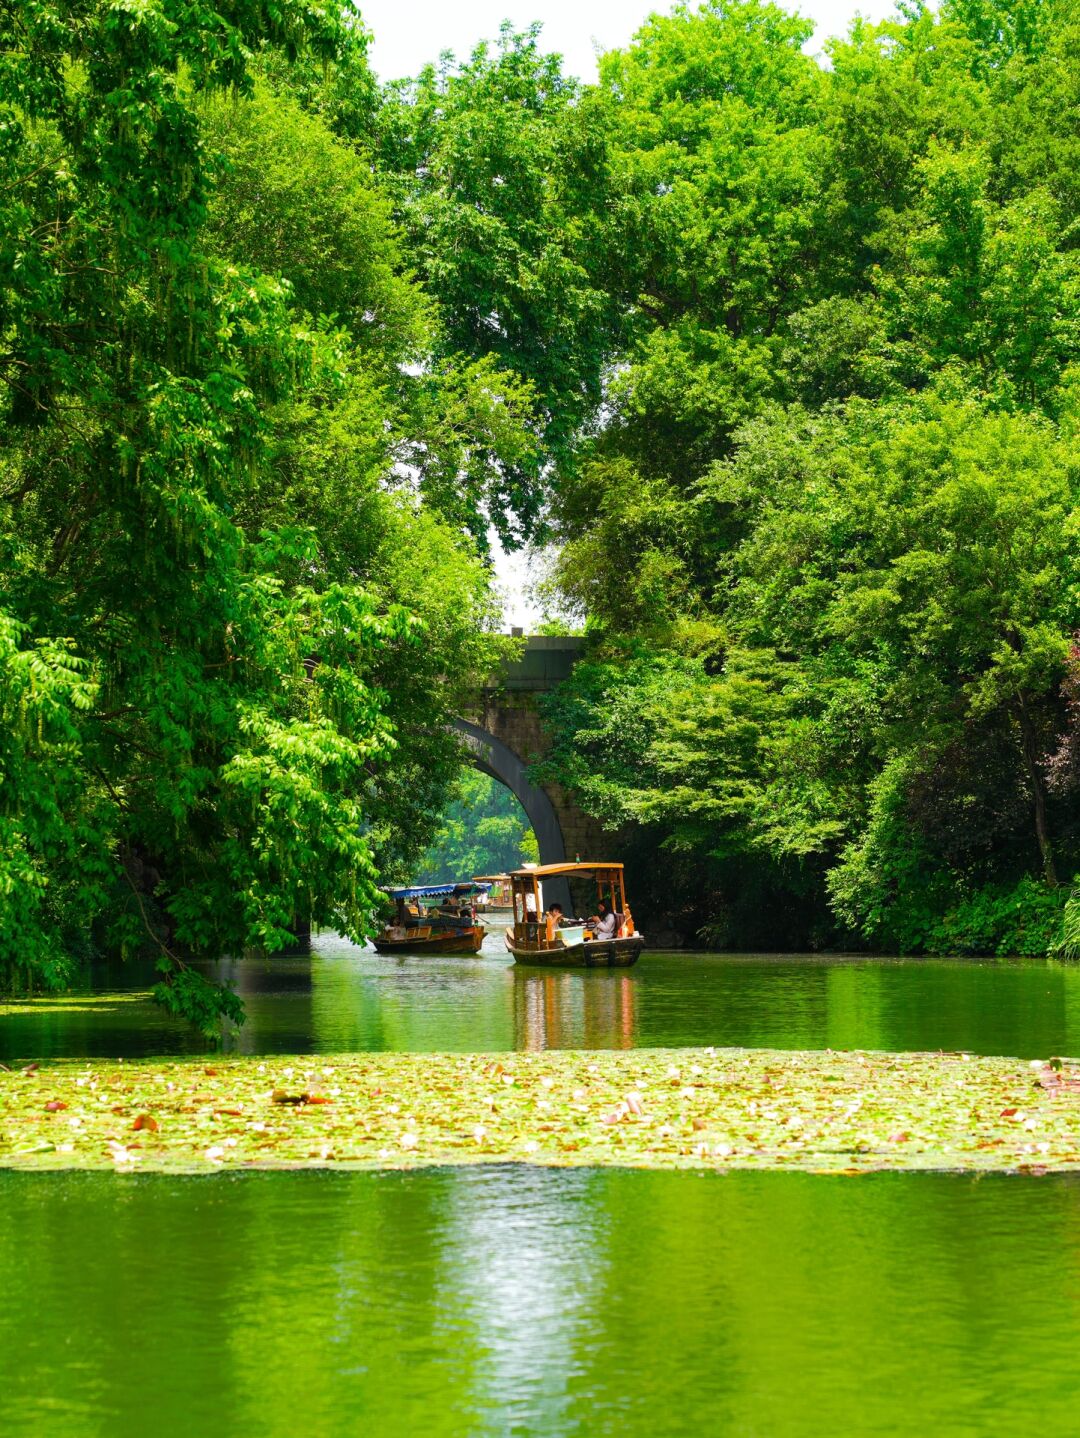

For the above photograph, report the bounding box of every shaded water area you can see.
[4,1165,1080,1437]
[6,933,1080,1061]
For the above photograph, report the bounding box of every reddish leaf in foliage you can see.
[44,1101,67,1112]
[1000,1108,1018,1118]
[204,1068,218,1077]
[132,1113,158,1133]
[304,1093,330,1105]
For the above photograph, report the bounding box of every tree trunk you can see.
[1017,698,1058,886]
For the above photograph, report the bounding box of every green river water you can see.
[3,1167,1080,1436]
[8,933,1080,1060]
[5,938,1080,1434]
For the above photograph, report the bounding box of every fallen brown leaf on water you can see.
[44,1101,67,1113]
[132,1113,158,1133]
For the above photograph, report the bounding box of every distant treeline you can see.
[416,771,538,886]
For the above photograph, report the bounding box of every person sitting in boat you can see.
[437,903,470,923]
[544,901,572,940]
[590,901,618,940]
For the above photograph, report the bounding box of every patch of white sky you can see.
[359,0,897,626]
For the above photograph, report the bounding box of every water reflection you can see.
[6,936,1080,1061]
[5,1167,1080,1436]
[515,972,637,1051]
[443,1167,605,1429]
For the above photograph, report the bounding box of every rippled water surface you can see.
[3,1165,1080,1437]
[6,932,1080,1061]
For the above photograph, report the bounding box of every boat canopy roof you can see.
[382,882,491,900]
[509,862,623,879]
[472,873,510,883]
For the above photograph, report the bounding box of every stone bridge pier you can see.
[456,637,615,915]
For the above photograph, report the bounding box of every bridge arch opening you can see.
[453,719,572,912]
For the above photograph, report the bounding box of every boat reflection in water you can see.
[515,970,637,1051]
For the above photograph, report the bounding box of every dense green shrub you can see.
[928,879,1070,958]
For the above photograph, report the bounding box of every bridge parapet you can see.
[488,635,585,693]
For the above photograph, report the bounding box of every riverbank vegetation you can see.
[0,2,516,1022]
[3,0,1080,1018]
[5,1046,1080,1174]
[512,0,1080,953]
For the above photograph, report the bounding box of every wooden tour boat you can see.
[373,882,489,955]
[472,872,513,916]
[503,862,644,968]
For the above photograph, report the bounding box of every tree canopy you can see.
[415,769,538,884]
[521,0,1080,952]
[0,0,514,1026]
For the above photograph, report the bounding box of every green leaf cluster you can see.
[376,23,618,545]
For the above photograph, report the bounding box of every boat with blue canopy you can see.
[373,882,490,954]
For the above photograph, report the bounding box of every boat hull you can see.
[507,935,644,968]
[373,927,485,955]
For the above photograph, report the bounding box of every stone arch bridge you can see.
[455,636,613,912]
